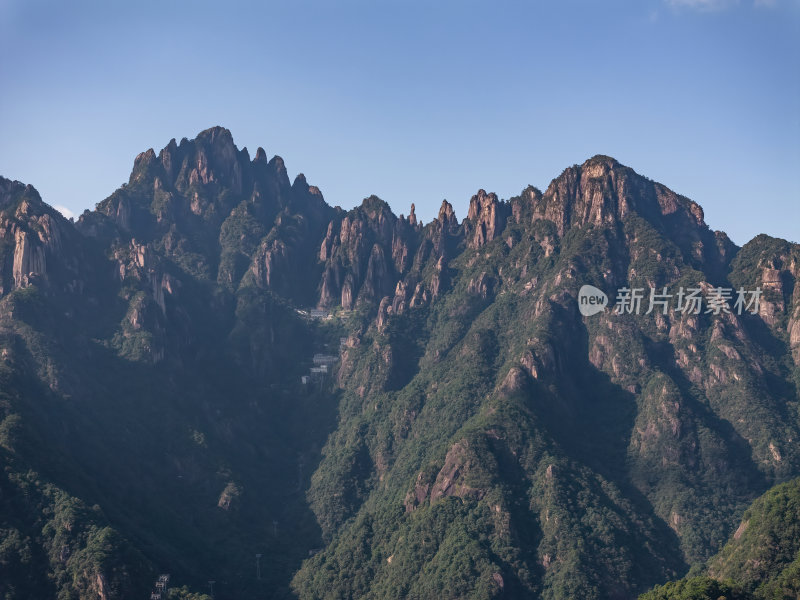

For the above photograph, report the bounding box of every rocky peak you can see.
[292,173,309,193]
[413,199,461,265]
[126,126,250,197]
[159,138,179,182]
[529,155,728,274]
[538,157,622,235]
[731,235,800,365]
[582,153,620,171]
[188,126,243,192]
[0,178,81,296]
[465,189,508,249]
[539,155,708,236]
[196,125,234,146]
[438,199,455,223]
[467,189,495,221]
[510,185,542,224]
[130,149,157,184]
[391,213,419,274]
[253,147,268,163]
[317,197,400,308]
[0,178,43,212]
[267,155,290,187]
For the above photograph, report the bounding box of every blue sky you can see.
[1,0,797,244]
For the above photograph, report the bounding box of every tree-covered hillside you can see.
[639,477,800,599]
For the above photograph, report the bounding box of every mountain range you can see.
[0,127,798,599]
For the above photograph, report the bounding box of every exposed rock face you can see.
[81,126,334,305]
[437,199,458,229]
[366,199,460,327]
[107,235,187,363]
[217,482,241,511]
[467,271,495,299]
[429,440,488,502]
[430,256,446,299]
[500,365,528,394]
[525,155,728,276]
[117,239,178,313]
[790,267,800,364]
[510,185,542,224]
[520,341,556,380]
[376,296,391,331]
[251,238,290,291]
[465,189,508,249]
[790,312,800,365]
[0,178,78,296]
[317,196,419,309]
[404,440,491,512]
[735,240,800,366]
[404,471,431,512]
[12,228,46,289]
[154,127,245,194]
[759,265,785,326]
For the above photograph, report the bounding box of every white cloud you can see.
[54,205,75,220]
[665,0,738,10]
[665,0,779,9]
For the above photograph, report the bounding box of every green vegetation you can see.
[639,478,800,600]
[707,478,800,599]
[639,577,750,600]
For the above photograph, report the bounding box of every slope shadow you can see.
[6,289,341,599]
[524,303,690,586]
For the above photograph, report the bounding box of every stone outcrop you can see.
[0,179,74,295]
[429,440,488,503]
[522,155,728,275]
[465,190,508,249]
[317,196,414,309]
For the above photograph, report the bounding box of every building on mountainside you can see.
[313,353,338,366]
[310,309,329,319]
[147,574,169,600]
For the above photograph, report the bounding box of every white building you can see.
[313,353,338,366]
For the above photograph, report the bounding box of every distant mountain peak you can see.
[254,146,268,163]
[195,125,235,144]
[582,153,621,168]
